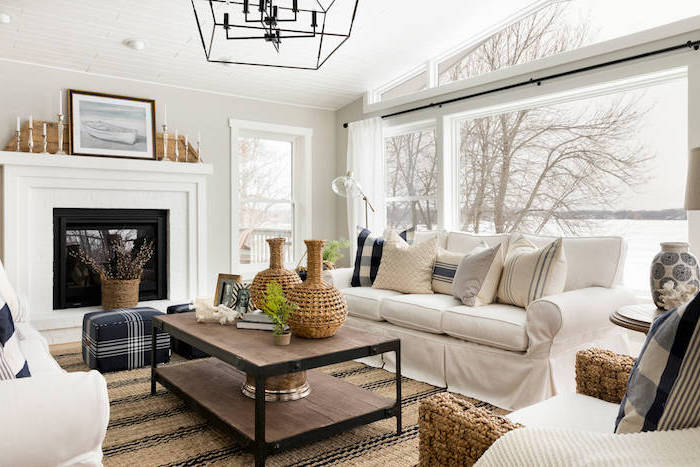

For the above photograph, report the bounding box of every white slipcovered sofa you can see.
[0,260,109,466]
[327,231,636,410]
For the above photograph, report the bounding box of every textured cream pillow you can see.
[497,235,567,308]
[372,231,438,294]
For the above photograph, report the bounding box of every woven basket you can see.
[100,273,140,310]
[287,240,347,339]
[250,238,302,309]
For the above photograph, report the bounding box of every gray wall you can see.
[0,60,338,295]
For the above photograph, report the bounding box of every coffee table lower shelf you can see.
[155,359,397,461]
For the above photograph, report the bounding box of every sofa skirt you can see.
[345,316,629,410]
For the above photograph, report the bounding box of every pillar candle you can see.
[16,116,20,131]
[43,123,47,136]
[29,115,33,129]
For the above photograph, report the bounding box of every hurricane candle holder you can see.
[27,126,34,154]
[162,124,168,161]
[56,113,67,155]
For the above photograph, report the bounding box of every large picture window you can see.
[384,126,438,230]
[453,76,688,291]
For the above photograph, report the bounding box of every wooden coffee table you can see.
[151,314,401,466]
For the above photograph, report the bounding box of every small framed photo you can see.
[69,89,156,160]
[214,274,242,308]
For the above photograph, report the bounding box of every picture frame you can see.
[214,274,242,309]
[69,89,157,160]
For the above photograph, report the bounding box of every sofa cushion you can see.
[446,231,509,254]
[442,303,528,351]
[521,233,625,291]
[498,235,567,308]
[432,244,487,295]
[452,243,505,307]
[373,232,438,294]
[616,294,700,433]
[341,287,402,321]
[507,392,619,433]
[351,227,416,287]
[0,298,30,379]
[380,293,461,334]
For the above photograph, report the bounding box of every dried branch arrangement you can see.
[70,236,155,280]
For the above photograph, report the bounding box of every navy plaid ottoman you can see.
[167,303,209,359]
[82,307,171,373]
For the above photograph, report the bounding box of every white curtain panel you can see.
[346,117,385,257]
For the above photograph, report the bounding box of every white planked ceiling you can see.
[0,0,533,110]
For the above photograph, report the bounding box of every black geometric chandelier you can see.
[191,0,359,70]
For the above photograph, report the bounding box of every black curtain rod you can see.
[342,39,700,129]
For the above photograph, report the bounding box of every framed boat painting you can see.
[69,90,156,160]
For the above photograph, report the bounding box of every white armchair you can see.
[0,258,110,466]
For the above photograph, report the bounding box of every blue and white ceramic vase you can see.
[650,242,700,309]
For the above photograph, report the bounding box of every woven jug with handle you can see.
[250,238,302,309]
[287,240,347,338]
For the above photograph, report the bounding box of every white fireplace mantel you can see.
[0,151,212,343]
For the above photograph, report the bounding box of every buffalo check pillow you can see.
[351,227,415,287]
[0,294,30,380]
[616,293,700,433]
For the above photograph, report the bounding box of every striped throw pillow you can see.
[431,244,487,295]
[616,293,700,433]
[351,227,414,287]
[497,235,567,308]
[0,296,30,380]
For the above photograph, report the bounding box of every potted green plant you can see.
[322,239,351,268]
[260,281,299,345]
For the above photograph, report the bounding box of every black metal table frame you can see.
[151,319,402,467]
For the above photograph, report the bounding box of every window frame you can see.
[229,119,312,278]
[383,119,442,230]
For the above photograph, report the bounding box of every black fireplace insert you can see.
[53,208,168,309]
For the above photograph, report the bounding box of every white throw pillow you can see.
[432,243,487,295]
[497,235,567,308]
[452,244,505,307]
[372,231,438,294]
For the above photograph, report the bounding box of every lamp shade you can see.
[331,171,364,199]
[686,148,700,210]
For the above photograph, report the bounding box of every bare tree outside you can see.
[384,129,438,230]
[384,4,655,236]
[239,137,293,263]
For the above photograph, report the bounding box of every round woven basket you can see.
[287,240,347,339]
[100,273,140,310]
[250,238,302,309]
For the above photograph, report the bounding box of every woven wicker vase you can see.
[250,238,302,309]
[287,240,347,339]
[100,273,140,310]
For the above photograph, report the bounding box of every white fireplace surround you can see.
[0,151,212,344]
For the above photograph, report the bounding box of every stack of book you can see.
[236,311,287,332]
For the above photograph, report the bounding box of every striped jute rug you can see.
[53,345,506,466]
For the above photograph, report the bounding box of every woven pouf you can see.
[250,238,301,309]
[287,240,347,338]
[82,307,171,373]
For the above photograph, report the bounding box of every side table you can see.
[610,303,663,334]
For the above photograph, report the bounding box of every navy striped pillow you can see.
[0,299,30,380]
[351,227,414,287]
[616,292,700,433]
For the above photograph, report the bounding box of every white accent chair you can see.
[0,260,109,466]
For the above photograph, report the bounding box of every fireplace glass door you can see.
[54,209,168,309]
